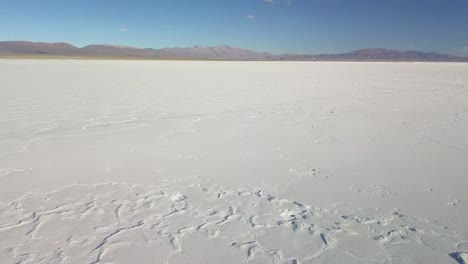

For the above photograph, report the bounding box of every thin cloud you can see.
[245,15,256,20]
[119,28,128,32]
[263,0,294,5]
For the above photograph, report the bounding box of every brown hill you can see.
[1,41,467,61]
[310,48,468,62]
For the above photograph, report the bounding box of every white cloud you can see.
[119,28,128,32]
[263,0,294,5]
[245,15,256,20]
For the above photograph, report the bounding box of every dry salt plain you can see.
[0,60,467,264]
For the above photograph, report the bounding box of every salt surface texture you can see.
[0,60,467,263]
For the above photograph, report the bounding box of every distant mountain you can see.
[0,41,270,60]
[80,44,160,57]
[0,41,162,58]
[158,45,274,60]
[309,48,468,62]
[0,41,79,55]
[1,41,467,62]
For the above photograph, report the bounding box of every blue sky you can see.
[1,0,467,55]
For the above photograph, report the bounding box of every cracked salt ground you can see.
[0,176,466,264]
[1,61,468,263]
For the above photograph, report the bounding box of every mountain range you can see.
[1,41,467,62]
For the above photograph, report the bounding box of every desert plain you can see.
[0,60,467,263]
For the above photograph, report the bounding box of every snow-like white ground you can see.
[0,60,467,264]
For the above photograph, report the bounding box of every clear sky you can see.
[1,0,467,55]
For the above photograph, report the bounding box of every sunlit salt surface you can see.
[0,60,467,263]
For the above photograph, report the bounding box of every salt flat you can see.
[0,60,467,264]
